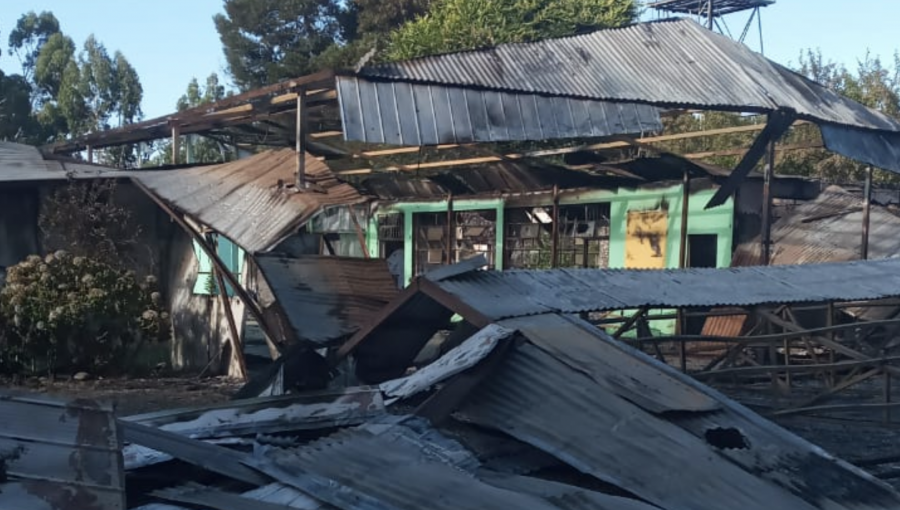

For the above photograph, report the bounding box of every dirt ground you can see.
[0,375,243,415]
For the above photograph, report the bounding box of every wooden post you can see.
[296,90,308,189]
[761,140,775,265]
[551,185,560,268]
[171,125,181,165]
[862,166,873,260]
[707,0,715,29]
[446,193,455,265]
[86,145,93,164]
[211,245,247,381]
[349,205,371,259]
[885,371,893,424]
[679,170,691,269]
[783,308,792,390]
[827,302,836,387]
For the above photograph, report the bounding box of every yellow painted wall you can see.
[625,210,668,269]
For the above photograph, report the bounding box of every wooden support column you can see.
[86,145,93,164]
[885,371,893,424]
[827,301,836,387]
[171,125,180,165]
[707,0,715,29]
[446,193,455,265]
[761,139,775,265]
[210,235,247,381]
[551,184,560,268]
[295,89,308,189]
[349,205,371,259]
[862,166,873,260]
[677,169,691,371]
[706,109,795,209]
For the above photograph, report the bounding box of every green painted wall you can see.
[357,185,734,334]
[560,184,733,270]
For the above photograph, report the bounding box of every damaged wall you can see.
[0,180,242,374]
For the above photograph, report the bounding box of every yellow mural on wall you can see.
[625,210,668,269]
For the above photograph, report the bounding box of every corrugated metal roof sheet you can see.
[0,392,125,510]
[255,255,398,345]
[337,76,662,145]
[133,149,366,253]
[432,257,900,319]
[460,314,900,510]
[260,417,561,510]
[356,19,900,134]
[738,185,900,264]
[0,142,132,183]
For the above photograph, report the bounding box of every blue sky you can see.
[1,1,897,119]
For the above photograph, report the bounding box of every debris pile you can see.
[3,314,899,510]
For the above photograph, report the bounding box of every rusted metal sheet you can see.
[379,323,513,403]
[337,76,661,145]
[431,257,900,320]
[0,392,124,510]
[255,255,398,345]
[122,388,385,469]
[462,314,900,510]
[355,19,900,134]
[132,149,366,253]
[737,185,900,265]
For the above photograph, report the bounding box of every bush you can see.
[0,251,170,375]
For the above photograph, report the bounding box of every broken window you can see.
[413,212,448,276]
[505,207,554,269]
[192,234,244,296]
[558,203,611,268]
[413,210,496,277]
[454,210,497,267]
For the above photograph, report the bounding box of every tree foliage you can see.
[385,0,638,61]
[214,0,356,90]
[0,251,169,375]
[0,10,143,161]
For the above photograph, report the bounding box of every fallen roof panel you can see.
[0,391,125,510]
[356,19,900,134]
[132,149,366,253]
[255,255,398,345]
[458,313,900,510]
[260,417,560,510]
[431,257,900,319]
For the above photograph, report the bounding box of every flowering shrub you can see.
[0,251,169,375]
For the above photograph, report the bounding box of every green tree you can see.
[0,71,35,141]
[151,73,235,165]
[385,0,638,61]
[8,11,60,82]
[214,0,356,90]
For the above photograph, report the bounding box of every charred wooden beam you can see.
[706,109,797,209]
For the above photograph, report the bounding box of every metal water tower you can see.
[647,0,774,54]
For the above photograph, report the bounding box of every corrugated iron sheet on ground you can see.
[0,392,125,510]
[133,149,366,253]
[459,314,900,510]
[337,76,661,145]
[432,257,900,320]
[356,19,900,133]
[255,255,398,345]
[260,417,560,510]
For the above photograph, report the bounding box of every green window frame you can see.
[192,235,244,296]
